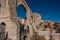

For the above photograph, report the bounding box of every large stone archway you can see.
[16,0,34,40]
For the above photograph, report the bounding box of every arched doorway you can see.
[16,4,27,18]
[0,22,6,40]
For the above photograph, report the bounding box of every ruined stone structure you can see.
[0,0,60,40]
[0,0,34,40]
[0,0,19,40]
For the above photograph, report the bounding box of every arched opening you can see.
[23,35,27,40]
[0,22,6,40]
[16,4,27,18]
[26,26,29,31]
[1,22,6,26]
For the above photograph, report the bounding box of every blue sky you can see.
[16,0,60,22]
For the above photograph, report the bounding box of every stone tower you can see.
[0,0,33,40]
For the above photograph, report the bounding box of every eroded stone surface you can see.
[0,0,60,40]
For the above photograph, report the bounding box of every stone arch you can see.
[1,22,6,26]
[0,22,6,33]
[16,4,27,18]
[17,0,30,11]
[0,22,6,40]
[16,0,33,40]
[18,4,26,12]
[16,0,32,18]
